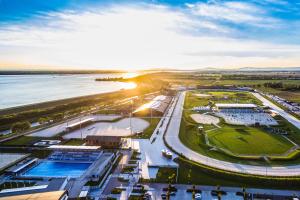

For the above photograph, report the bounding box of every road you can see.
[252,92,300,129]
[164,91,300,177]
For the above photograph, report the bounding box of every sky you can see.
[0,0,300,70]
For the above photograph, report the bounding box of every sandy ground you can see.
[194,93,211,97]
[29,114,121,137]
[63,117,149,139]
[0,153,28,170]
[190,114,220,125]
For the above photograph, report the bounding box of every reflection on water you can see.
[122,82,137,89]
[0,73,138,109]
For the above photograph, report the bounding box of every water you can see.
[23,161,91,178]
[0,74,137,109]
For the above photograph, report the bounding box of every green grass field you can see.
[1,136,43,146]
[184,90,263,110]
[207,124,293,155]
[179,90,300,165]
[63,139,85,146]
[211,79,300,103]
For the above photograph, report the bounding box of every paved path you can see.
[164,91,300,177]
[252,92,300,129]
[129,97,178,179]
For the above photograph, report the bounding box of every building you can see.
[85,135,122,148]
[134,95,172,116]
[215,103,257,111]
[0,191,68,200]
[65,118,94,132]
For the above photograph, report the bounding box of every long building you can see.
[85,135,122,148]
[65,118,94,131]
[134,95,172,116]
[215,103,257,110]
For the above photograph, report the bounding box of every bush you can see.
[111,188,123,194]
[11,121,31,133]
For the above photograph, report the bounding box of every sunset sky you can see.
[0,0,300,70]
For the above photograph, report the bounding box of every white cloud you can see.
[188,1,279,27]
[0,3,299,70]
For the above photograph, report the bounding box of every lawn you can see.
[131,117,161,139]
[184,91,210,109]
[63,139,85,146]
[213,79,300,103]
[207,124,293,155]
[1,136,43,146]
[155,168,177,183]
[175,157,300,190]
[184,90,263,110]
[207,91,263,105]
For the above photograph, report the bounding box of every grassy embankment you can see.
[147,158,300,190]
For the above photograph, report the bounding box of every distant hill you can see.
[238,67,300,72]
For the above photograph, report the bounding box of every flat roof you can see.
[6,158,38,173]
[47,145,101,150]
[0,191,67,200]
[66,118,94,128]
[0,185,48,194]
[215,103,257,108]
[134,95,171,113]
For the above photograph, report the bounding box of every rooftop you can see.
[134,95,171,113]
[215,103,257,108]
[66,117,94,128]
[0,191,67,200]
[47,145,101,150]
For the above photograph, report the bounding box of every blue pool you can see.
[23,161,91,178]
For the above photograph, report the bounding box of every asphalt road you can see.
[252,92,300,129]
[164,91,300,177]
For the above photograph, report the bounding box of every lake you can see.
[0,73,137,109]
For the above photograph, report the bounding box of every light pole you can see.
[80,116,82,140]
[130,100,133,135]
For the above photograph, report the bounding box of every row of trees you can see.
[263,82,300,91]
[11,121,31,133]
[9,113,65,134]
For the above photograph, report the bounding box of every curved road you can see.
[165,91,300,177]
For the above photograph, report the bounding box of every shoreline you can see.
[0,88,131,116]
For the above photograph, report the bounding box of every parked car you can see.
[195,193,202,199]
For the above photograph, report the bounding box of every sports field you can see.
[207,124,293,155]
[179,90,300,165]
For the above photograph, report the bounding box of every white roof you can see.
[215,103,257,108]
[66,118,94,128]
[0,185,48,194]
[47,145,100,150]
[8,158,38,173]
[134,95,171,113]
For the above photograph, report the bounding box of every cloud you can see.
[0,2,300,70]
[187,1,280,27]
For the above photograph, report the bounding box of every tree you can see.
[51,113,64,122]
[38,117,50,125]
[11,121,31,133]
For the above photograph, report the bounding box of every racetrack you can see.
[165,91,300,177]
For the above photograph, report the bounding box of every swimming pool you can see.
[22,161,91,178]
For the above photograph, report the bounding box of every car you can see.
[135,184,144,188]
[144,192,151,197]
[195,193,202,199]
[161,194,167,199]
[169,192,176,196]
